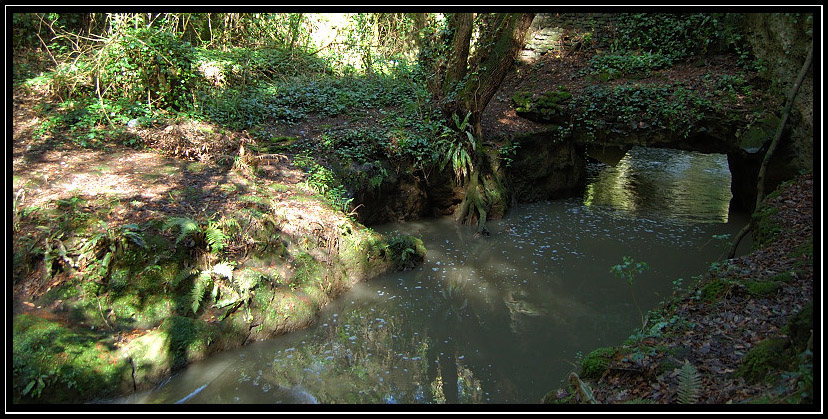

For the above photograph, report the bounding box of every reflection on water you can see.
[114,147,749,405]
[584,147,733,223]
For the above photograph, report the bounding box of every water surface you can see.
[114,147,749,404]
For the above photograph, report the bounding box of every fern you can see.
[623,398,657,404]
[163,217,201,245]
[677,360,702,404]
[171,266,199,289]
[204,224,228,252]
[190,271,212,313]
[211,261,234,280]
[163,216,231,253]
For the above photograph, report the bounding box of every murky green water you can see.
[113,147,750,405]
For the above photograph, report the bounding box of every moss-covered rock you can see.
[751,205,781,250]
[580,346,616,379]
[124,315,221,390]
[513,87,572,125]
[787,303,813,353]
[738,337,794,384]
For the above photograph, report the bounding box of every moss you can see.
[744,280,782,297]
[386,234,426,270]
[12,314,132,404]
[512,91,533,112]
[580,346,616,379]
[127,315,218,385]
[767,271,797,283]
[739,114,781,153]
[787,303,813,353]
[751,206,780,250]
[738,337,794,384]
[698,278,732,303]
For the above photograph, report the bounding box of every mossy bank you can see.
[11,177,425,404]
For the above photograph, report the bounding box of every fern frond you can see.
[191,271,213,313]
[211,262,234,280]
[623,398,657,404]
[171,266,199,289]
[204,225,228,252]
[121,226,146,249]
[677,360,701,404]
[217,216,240,233]
[163,217,200,245]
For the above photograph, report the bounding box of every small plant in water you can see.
[610,256,650,330]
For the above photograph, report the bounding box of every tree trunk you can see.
[443,13,474,100]
[467,13,534,135]
[449,13,534,231]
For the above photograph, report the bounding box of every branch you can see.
[727,42,813,259]
[754,42,813,208]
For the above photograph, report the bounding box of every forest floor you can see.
[551,173,815,406]
[10,47,814,407]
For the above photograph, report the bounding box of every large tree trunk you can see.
[441,13,534,137]
[443,13,474,98]
[467,13,534,138]
[451,13,534,231]
[419,13,534,232]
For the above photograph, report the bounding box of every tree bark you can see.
[443,13,474,98]
[467,13,534,138]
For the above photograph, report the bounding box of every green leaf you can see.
[22,379,36,396]
[677,360,701,404]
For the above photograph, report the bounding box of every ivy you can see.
[612,13,719,60]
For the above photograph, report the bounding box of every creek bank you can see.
[10,113,427,404]
[12,196,425,405]
[544,173,814,405]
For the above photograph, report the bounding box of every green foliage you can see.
[386,233,426,270]
[498,140,520,168]
[568,83,719,141]
[13,314,129,403]
[162,215,231,254]
[200,71,420,130]
[676,360,702,404]
[580,347,615,379]
[294,153,354,215]
[98,26,199,111]
[512,91,533,113]
[610,256,650,329]
[623,398,657,404]
[195,47,326,88]
[77,221,147,284]
[610,256,649,287]
[584,52,673,80]
[612,13,720,60]
[439,111,478,184]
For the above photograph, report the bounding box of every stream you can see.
[112,146,752,404]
